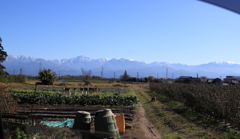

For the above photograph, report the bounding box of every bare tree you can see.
[81,68,92,76]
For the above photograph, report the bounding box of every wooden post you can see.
[2,92,10,113]
[65,88,70,96]
[69,89,71,96]
[31,83,38,126]
[74,88,77,95]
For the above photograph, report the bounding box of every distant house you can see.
[121,77,138,83]
[206,78,221,84]
[207,79,214,83]
[200,76,208,82]
[175,76,201,84]
[177,76,192,82]
[224,76,240,85]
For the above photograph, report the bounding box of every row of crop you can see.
[34,87,65,91]
[149,83,240,127]
[11,91,138,106]
[9,90,50,96]
[99,88,130,93]
[30,87,130,93]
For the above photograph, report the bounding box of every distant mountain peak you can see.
[208,61,240,65]
[3,55,240,78]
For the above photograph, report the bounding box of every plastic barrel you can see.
[72,111,91,139]
[94,109,120,138]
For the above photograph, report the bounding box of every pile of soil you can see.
[58,82,67,86]
[83,80,92,86]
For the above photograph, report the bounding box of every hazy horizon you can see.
[6,54,240,66]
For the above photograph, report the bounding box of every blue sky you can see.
[1,0,240,65]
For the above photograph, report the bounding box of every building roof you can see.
[179,76,192,79]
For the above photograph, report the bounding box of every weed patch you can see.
[133,86,240,139]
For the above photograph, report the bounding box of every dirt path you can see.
[121,88,161,139]
[132,103,161,139]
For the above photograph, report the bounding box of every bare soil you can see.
[124,103,161,139]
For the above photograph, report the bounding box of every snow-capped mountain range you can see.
[3,55,240,78]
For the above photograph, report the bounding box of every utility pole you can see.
[39,62,41,71]
[172,73,174,79]
[166,68,168,79]
[20,68,23,75]
[101,66,103,78]
[137,72,139,78]
[114,72,115,79]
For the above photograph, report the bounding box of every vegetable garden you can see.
[9,87,137,106]
[31,87,130,93]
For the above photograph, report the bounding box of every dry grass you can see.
[0,83,19,113]
[132,85,235,139]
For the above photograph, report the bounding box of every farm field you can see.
[1,81,240,138]
[1,81,151,139]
